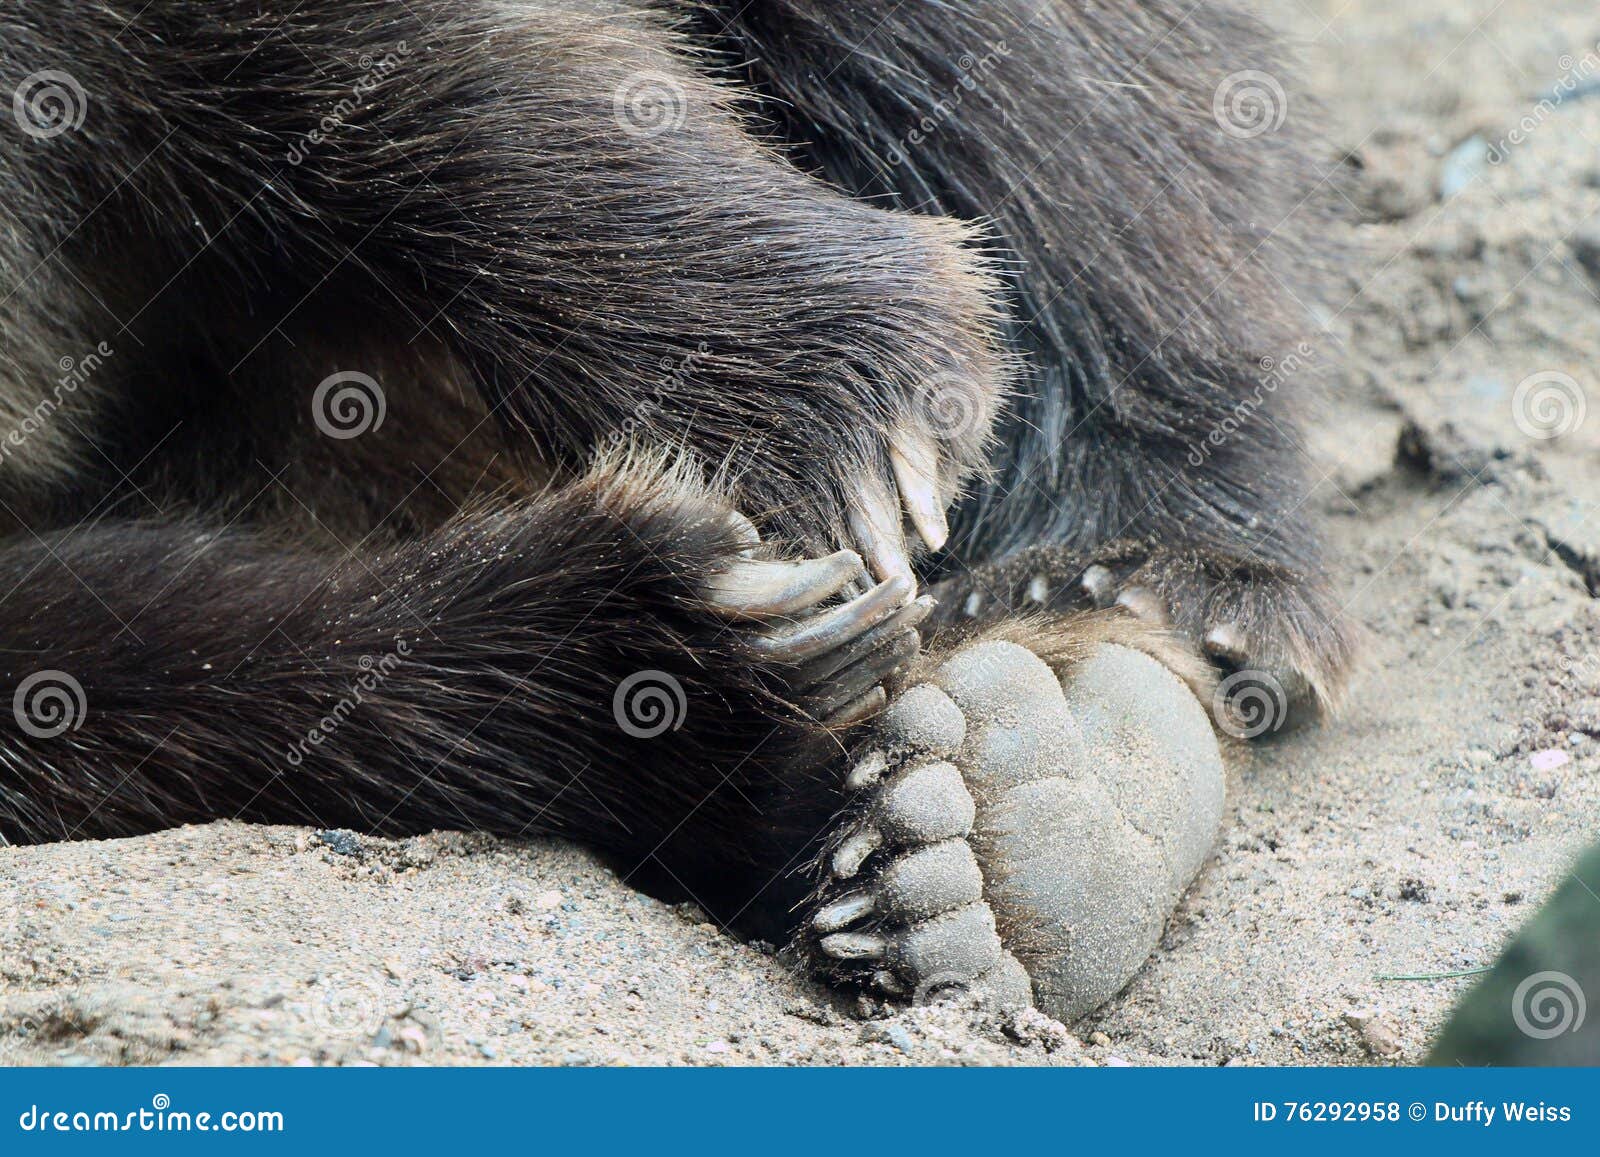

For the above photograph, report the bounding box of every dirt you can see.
[3,0,1599,1066]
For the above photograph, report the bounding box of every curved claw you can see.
[819,931,888,961]
[796,595,934,690]
[823,686,888,727]
[832,824,884,879]
[847,479,913,586]
[813,889,877,933]
[844,750,889,792]
[809,631,920,718]
[750,574,914,663]
[703,550,866,619]
[1080,564,1115,607]
[1203,622,1248,664]
[1115,585,1169,626]
[889,434,949,552]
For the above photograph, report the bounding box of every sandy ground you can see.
[4,0,1600,1067]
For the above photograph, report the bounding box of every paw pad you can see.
[811,638,1225,1021]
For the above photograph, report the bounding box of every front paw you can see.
[699,512,932,725]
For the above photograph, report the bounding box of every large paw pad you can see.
[812,638,1225,1021]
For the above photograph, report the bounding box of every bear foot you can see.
[808,628,1225,1021]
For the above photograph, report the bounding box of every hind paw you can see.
[807,630,1225,1020]
[812,685,1032,1005]
[954,545,1356,731]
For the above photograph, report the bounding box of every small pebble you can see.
[1530,748,1570,772]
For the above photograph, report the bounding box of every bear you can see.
[0,0,1354,1015]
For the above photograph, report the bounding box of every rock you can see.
[859,1020,916,1053]
[314,830,362,857]
[1343,1011,1404,1057]
[1529,748,1570,772]
[1438,135,1488,199]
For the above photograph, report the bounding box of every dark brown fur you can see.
[0,1,1353,942]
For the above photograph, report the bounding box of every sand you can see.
[3,0,1599,1066]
